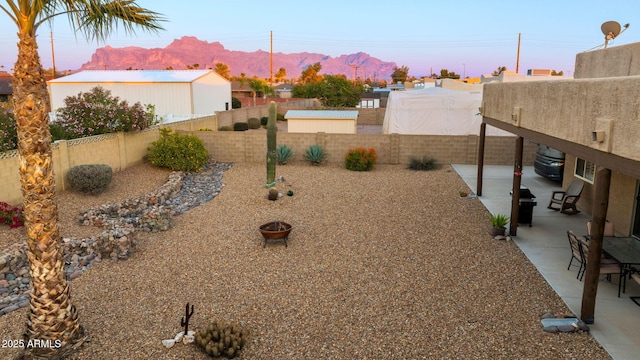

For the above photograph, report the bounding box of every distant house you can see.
[274,83,293,99]
[357,92,380,108]
[231,80,254,99]
[47,70,231,122]
[0,72,13,102]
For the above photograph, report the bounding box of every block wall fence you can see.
[0,104,534,205]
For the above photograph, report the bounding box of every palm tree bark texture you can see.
[13,32,84,359]
[3,2,164,358]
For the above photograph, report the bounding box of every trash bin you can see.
[510,186,537,227]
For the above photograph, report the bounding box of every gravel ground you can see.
[0,162,611,359]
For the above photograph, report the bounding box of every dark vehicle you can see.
[534,144,565,182]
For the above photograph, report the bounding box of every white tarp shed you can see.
[382,87,512,136]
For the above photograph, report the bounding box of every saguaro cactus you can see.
[266,101,277,184]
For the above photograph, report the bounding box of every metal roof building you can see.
[47,70,231,121]
[285,110,358,134]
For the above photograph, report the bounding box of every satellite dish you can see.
[601,21,630,48]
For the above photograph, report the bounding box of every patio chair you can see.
[574,232,621,282]
[566,230,585,278]
[628,270,640,306]
[548,179,584,215]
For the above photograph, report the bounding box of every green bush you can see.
[0,107,17,152]
[49,123,67,142]
[260,116,269,126]
[147,128,209,171]
[276,144,294,164]
[67,164,113,195]
[407,156,440,171]
[344,147,378,171]
[232,97,242,109]
[305,144,327,165]
[247,117,261,129]
[218,126,233,131]
[233,122,249,131]
[277,113,286,121]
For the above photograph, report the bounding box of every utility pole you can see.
[270,31,273,87]
[515,33,521,74]
[50,32,57,77]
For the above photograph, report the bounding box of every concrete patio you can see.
[453,164,640,360]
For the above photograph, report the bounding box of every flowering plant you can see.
[0,201,24,228]
[53,86,157,140]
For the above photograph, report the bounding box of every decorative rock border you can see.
[0,161,232,316]
[540,312,590,333]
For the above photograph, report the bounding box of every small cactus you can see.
[195,319,249,358]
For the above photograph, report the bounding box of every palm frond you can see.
[75,0,165,42]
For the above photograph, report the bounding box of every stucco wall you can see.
[482,77,640,162]
[482,42,640,236]
[575,42,640,79]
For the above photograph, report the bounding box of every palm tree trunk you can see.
[13,32,84,359]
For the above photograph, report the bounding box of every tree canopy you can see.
[298,62,323,84]
[214,62,231,79]
[391,65,409,83]
[438,69,460,79]
[293,74,364,107]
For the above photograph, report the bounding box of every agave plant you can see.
[407,156,440,171]
[276,144,294,164]
[490,213,510,228]
[305,144,327,165]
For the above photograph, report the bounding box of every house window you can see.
[575,158,596,183]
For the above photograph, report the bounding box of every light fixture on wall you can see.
[592,130,605,143]
[511,107,522,126]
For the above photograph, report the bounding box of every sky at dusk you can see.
[1,0,639,79]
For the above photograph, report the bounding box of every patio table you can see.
[602,236,640,297]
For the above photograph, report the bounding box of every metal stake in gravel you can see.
[181,302,194,335]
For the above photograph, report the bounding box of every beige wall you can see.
[0,115,217,206]
[288,118,357,134]
[196,130,533,166]
[482,42,640,236]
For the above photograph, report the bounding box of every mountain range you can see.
[79,36,397,80]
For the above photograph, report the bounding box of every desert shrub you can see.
[277,113,286,121]
[305,144,326,165]
[67,164,113,195]
[344,147,378,171]
[53,86,156,140]
[218,126,233,131]
[195,319,249,358]
[0,107,17,152]
[49,123,67,141]
[0,201,24,228]
[231,96,241,109]
[276,144,294,164]
[233,122,249,131]
[198,127,213,131]
[260,116,268,126]
[247,117,261,129]
[147,128,209,171]
[407,156,440,171]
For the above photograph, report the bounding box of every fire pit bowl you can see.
[259,221,292,247]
